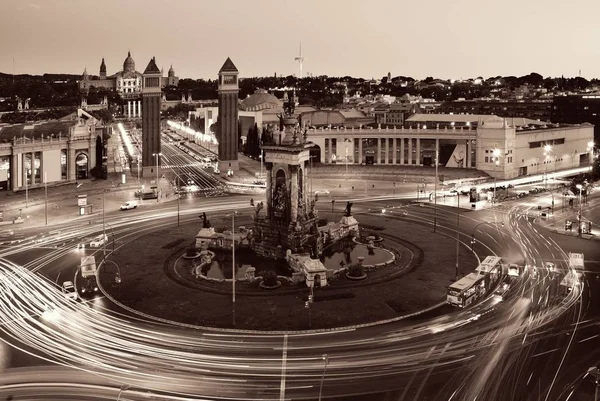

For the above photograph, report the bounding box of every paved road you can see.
[0,189,595,400]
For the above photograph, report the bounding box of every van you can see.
[120,201,138,210]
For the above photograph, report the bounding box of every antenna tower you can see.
[294,42,306,79]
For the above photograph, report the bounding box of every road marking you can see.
[279,334,288,401]
[578,334,599,343]
[532,347,568,357]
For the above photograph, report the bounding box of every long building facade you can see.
[306,114,594,180]
[0,109,103,192]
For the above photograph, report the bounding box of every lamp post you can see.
[260,149,264,177]
[102,189,106,261]
[543,144,552,189]
[470,221,504,250]
[152,152,162,203]
[44,171,48,226]
[492,148,501,204]
[455,194,460,281]
[137,154,141,185]
[576,183,583,237]
[434,139,439,232]
[588,141,595,173]
[25,165,29,208]
[318,354,329,401]
[345,145,348,178]
[226,211,237,326]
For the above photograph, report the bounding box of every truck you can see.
[80,256,99,295]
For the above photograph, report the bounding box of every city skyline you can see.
[1,0,599,80]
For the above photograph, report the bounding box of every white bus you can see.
[447,273,486,308]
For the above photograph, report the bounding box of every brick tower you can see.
[141,57,162,178]
[217,57,239,173]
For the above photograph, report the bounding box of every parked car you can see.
[61,281,78,301]
[13,216,24,224]
[120,201,138,210]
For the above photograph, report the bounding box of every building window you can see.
[485,157,489,163]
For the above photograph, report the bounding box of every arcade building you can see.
[301,114,594,180]
[0,109,107,192]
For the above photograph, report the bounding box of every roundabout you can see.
[99,212,476,331]
[0,194,589,401]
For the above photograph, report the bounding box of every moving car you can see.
[120,201,138,210]
[89,234,108,248]
[61,281,78,300]
[493,283,510,301]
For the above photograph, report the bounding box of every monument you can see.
[252,89,323,259]
[217,57,240,173]
[195,89,360,288]
[141,57,162,178]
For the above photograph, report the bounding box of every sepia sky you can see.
[1,0,598,80]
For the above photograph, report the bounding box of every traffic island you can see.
[101,214,477,331]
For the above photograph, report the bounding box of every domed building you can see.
[240,89,283,112]
[78,51,179,118]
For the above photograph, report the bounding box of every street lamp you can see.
[492,148,501,203]
[152,152,162,203]
[318,354,329,401]
[226,211,237,326]
[543,144,552,189]
[576,183,583,237]
[44,171,48,226]
[470,221,505,250]
[455,192,460,281]
[588,141,595,173]
[434,139,439,232]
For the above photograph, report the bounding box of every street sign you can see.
[77,195,87,206]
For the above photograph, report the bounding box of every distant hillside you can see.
[0,72,80,83]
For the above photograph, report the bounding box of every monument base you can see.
[218,160,239,175]
[142,166,161,180]
[252,217,323,259]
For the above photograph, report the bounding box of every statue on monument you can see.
[344,201,353,217]
[200,212,211,228]
[273,182,288,217]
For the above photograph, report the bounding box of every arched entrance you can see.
[309,145,321,164]
[76,153,89,180]
[314,274,322,288]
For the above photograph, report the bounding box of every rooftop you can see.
[0,120,77,142]
[407,113,550,127]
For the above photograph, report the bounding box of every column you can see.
[290,166,298,223]
[266,163,273,219]
[408,139,413,165]
[385,138,389,164]
[358,138,363,164]
[392,138,397,164]
[138,100,142,118]
[327,138,332,164]
[127,101,131,118]
[435,138,440,167]
[416,139,421,166]
[400,138,405,165]
[68,147,76,181]
[466,140,471,168]
[377,138,381,164]
[30,153,36,185]
[22,153,27,188]
[11,153,18,190]
[39,151,44,185]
